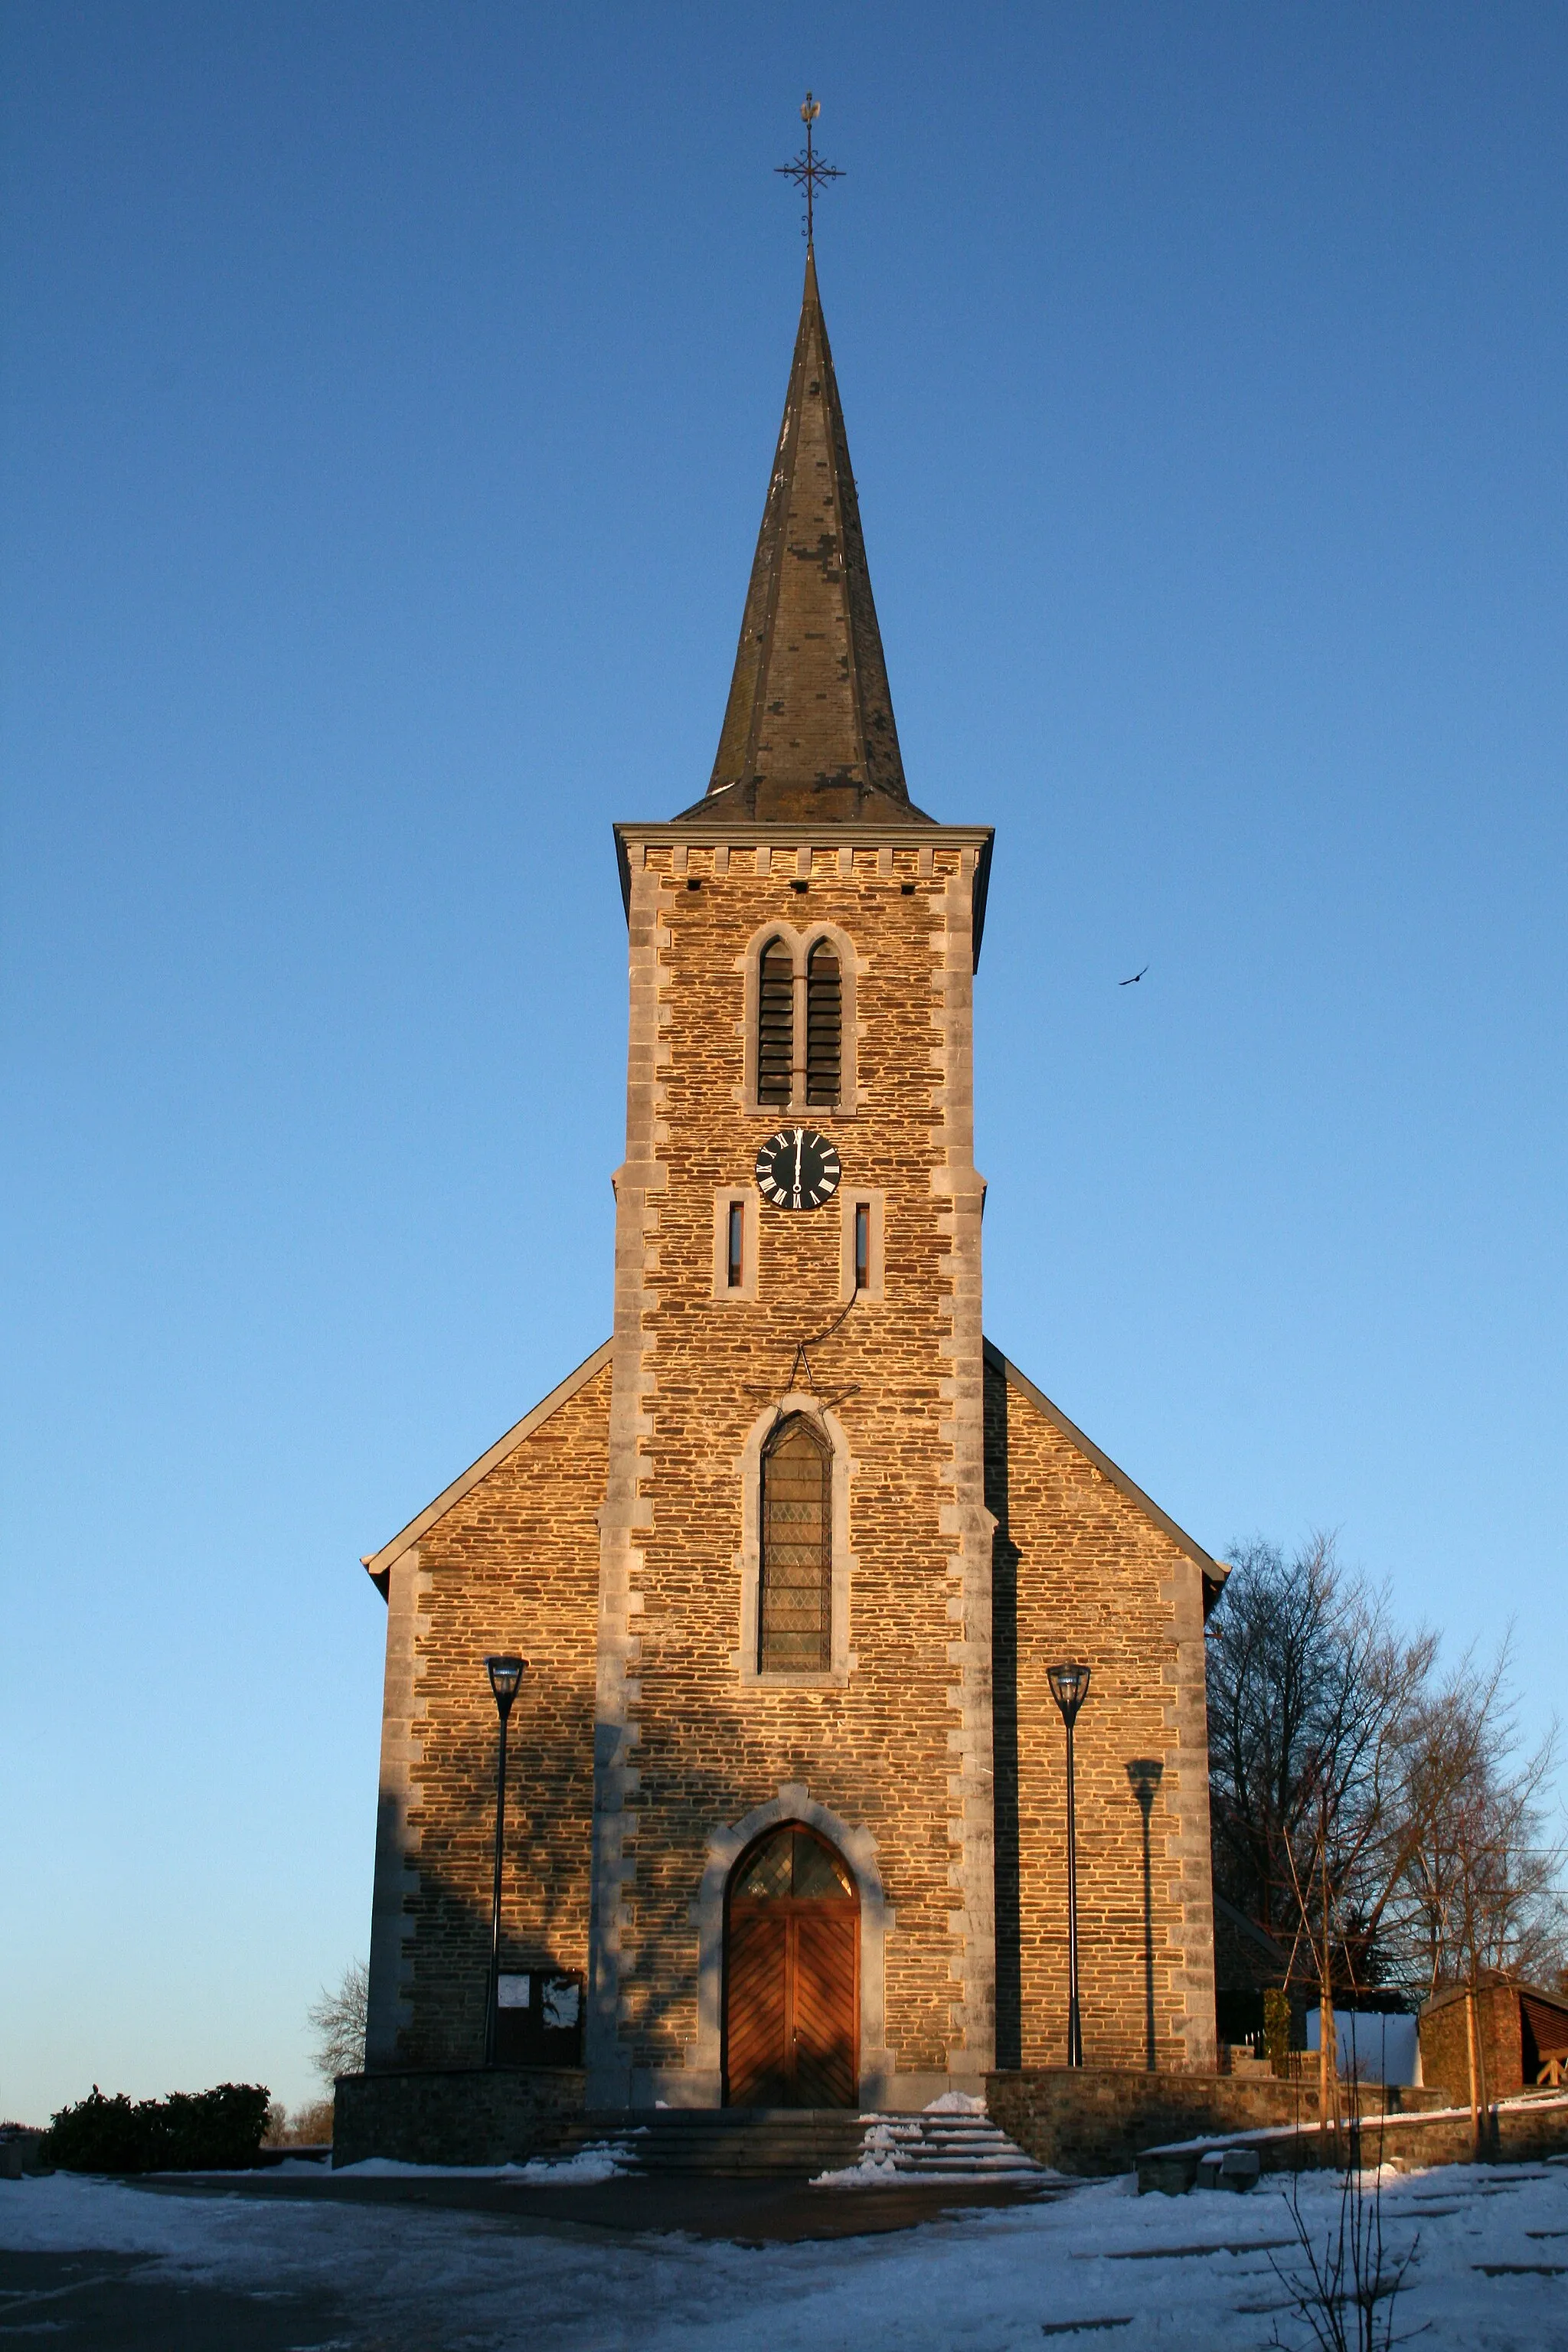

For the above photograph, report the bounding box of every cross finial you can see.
[776,90,844,247]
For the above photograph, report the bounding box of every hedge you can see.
[43,2082,271,2173]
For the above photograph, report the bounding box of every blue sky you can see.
[3,5,1564,2120]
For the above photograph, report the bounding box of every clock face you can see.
[755,1126,842,1210]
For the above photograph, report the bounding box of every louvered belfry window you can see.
[757,939,793,1106]
[759,1415,831,1671]
[805,941,841,1106]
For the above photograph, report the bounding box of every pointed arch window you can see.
[757,938,794,1107]
[746,925,856,1117]
[759,1415,831,1671]
[805,941,841,1107]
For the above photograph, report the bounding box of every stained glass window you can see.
[760,1416,831,1671]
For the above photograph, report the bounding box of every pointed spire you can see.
[690,252,929,825]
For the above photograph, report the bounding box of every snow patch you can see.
[812,2151,906,2187]
[334,2158,535,2178]
[332,2144,635,2186]
[4,2146,1565,2349]
[514,2144,632,2184]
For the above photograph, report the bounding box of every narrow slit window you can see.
[727,1200,745,1290]
[805,941,841,1106]
[757,939,793,1106]
[759,1415,831,1671]
[854,1202,870,1292]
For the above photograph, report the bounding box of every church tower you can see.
[358,244,1223,2132]
[593,248,996,2105]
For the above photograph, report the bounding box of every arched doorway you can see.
[724,1822,859,2107]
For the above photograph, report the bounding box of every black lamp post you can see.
[1126,1758,1165,2073]
[1047,1662,1091,2067]
[483,1654,527,2067]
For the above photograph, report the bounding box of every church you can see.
[359,240,1225,2125]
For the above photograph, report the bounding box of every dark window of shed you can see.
[805,941,841,1107]
[757,939,793,1106]
[759,1415,831,1671]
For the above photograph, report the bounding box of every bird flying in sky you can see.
[1119,965,1148,985]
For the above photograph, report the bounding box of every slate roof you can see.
[681,247,930,827]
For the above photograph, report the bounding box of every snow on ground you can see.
[327,2140,637,2185]
[3,2158,1567,2350]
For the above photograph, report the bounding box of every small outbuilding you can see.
[1419,1978,1568,2102]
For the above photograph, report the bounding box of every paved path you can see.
[138,2162,1064,2242]
[7,2160,1566,2352]
[0,2172,1065,2350]
[0,2245,358,2351]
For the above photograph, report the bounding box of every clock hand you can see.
[793,1127,803,1209]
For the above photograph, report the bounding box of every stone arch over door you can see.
[680,1785,894,2109]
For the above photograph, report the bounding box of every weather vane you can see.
[776,92,843,245]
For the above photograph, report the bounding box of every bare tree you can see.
[1208,1535,1436,2016]
[1396,1643,1566,1998]
[307,1959,368,2086]
[1212,1542,1567,2128]
[263,2096,335,2148]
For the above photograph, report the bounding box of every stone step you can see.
[554,2108,867,2177]
[842,2112,1047,2184]
[550,2106,1049,2184]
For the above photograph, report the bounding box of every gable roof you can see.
[363,1335,1228,1606]
[985,1339,1229,1603]
[1422,1976,1568,2024]
[361,1338,613,1596]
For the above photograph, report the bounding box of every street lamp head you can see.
[1047,1661,1091,1725]
[1126,1756,1164,1814]
[485,1654,527,1715]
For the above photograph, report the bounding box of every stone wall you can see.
[332,2069,584,2169]
[1136,2094,1568,2191]
[373,1361,612,2069]
[359,821,1226,2112]
[988,2067,1446,2178]
[986,1353,1217,2075]
[1419,1984,1524,2104]
[590,831,995,2108]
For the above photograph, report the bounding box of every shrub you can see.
[41,2091,145,2173]
[43,2082,270,2174]
[1266,1988,1294,2076]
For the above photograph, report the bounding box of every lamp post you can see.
[1047,1662,1091,2068]
[1126,1759,1165,2072]
[483,1654,527,2067]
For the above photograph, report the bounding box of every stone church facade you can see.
[362,252,1224,2115]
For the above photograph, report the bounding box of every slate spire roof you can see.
[682,248,930,825]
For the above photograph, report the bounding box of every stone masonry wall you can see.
[988,2067,1446,2179]
[591,830,994,2105]
[333,2069,584,2168]
[370,831,1222,2105]
[1420,1986,1526,2104]
[1135,2096,1568,2190]
[392,1364,612,2067]
[987,1353,1217,2073]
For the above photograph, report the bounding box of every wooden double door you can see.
[724,1824,859,2109]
